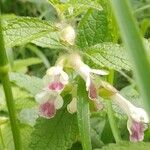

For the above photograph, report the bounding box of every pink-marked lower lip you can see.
[130,120,145,142]
[48,82,64,91]
[39,101,56,118]
[89,82,97,100]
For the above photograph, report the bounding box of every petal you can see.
[48,81,64,91]
[91,69,109,75]
[60,71,69,84]
[86,77,91,91]
[35,90,50,104]
[43,74,54,87]
[88,81,97,100]
[130,107,149,123]
[39,101,56,119]
[54,95,64,110]
[127,119,146,142]
[67,98,77,114]
[47,66,63,76]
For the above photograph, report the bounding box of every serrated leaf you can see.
[83,43,132,71]
[9,72,43,95]
[2,16,58,48]
[29,99,78,150]
[13,57,42,72]
[49,0,102,18]
[32,32,62,49]
[76,0,118,48]
[95,142,150,150]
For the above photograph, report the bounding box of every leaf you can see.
[90,112,106,149]
[13,57,42,72]
[77,78,92,150]
[19,108,39,127]
[32,32,62,49]
[76,0,118,48]
[49,0,102,18]
[2,16,58,48]
[0,84,35,112]
[9,72,43,95]
[1,122,33,150]
[95,142,150,150]
[83,43,132,71]
[29,97,78,150]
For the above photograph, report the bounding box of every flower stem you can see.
[77,78,92,150]
[110,0,150,115]
[0,13,21,150]
[106,70,121,143]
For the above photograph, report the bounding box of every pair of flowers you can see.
[35,54,107,118]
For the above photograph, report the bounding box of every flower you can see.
[111,93,149,142]
[67,97,77,114]
[43,65,69,93]
[35,63,68,119]
[35,91,63,119]
[70,53,108,100]
[60,25,76,45]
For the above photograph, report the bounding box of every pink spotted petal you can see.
[39,101,56,119]
[130,120,145,142]
[48,81,64,91]
[88,82,97,100]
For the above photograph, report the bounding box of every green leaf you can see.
[77,78,92,150]
[29,98,78,150]
[13,57,42,72]
[9,72,43,95]
[76,0,118,48]
[31,32,62,49]
[2,16,58,48]
[1,122,33,150]
[95,142,150,150]
[49,0,102,18]
[83,43,132,71]
[90,112,106,149]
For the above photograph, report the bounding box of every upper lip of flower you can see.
[43,66,69,93]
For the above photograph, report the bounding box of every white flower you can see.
[35,90,63,119]
[70,53,108,100]
[67,98,77,114]
[60,25,76,45]
[111,93,149,142]
[43,66,69,93]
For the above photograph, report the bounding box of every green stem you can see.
[110,0,150,114]
[0,14,21,150]
[26,44,50,69]
[134,4,150,13]
[106,70,121,143]
[77,78,92,150]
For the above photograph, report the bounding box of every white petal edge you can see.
[35,90,50,104]
[91,69,109,75]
